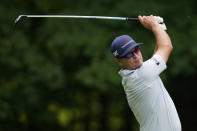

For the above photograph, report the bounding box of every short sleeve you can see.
[137,54,167,80]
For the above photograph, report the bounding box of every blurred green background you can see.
[0,0,196,130]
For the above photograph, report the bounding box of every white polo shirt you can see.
[119,54,181,131]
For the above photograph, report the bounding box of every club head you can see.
[14,15,26,24]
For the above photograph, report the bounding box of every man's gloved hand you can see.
[154,16,167,30]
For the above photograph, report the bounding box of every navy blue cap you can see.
[110,35,143,58]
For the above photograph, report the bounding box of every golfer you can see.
[110,15,181,131]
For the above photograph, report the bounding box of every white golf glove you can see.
[154,16,167,30]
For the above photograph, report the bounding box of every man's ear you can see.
[114,58,119,63]
[114,58,122,66]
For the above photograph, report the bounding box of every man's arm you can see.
[138,15,173,63]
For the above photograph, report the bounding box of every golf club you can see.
[14,15,139,24]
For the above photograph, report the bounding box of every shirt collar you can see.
[118,69,135,77]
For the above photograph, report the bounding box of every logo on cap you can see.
[121,40,134,48]
[113,50,119,57]
[122,38,129,43]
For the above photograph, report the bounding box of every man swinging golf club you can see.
[110,15,181,131]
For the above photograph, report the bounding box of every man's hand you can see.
[138,15,160,31]
[138,15,167,31]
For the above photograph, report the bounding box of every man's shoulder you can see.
[137,54,167,81]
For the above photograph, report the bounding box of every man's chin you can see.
[128,64,142,70]
[136,62,143,69]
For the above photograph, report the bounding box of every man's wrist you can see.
[152,25,163,32]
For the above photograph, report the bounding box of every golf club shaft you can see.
[15,15,139,23]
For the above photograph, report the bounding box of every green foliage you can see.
[0,0,197,130]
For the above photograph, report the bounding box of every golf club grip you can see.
[126,17,139,21]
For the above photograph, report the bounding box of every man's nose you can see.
[133,52,138,58]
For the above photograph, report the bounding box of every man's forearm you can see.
[152,26,173,50]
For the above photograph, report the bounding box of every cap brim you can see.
[119,43,143,57]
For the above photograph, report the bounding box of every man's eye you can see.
[127,53,132,56]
